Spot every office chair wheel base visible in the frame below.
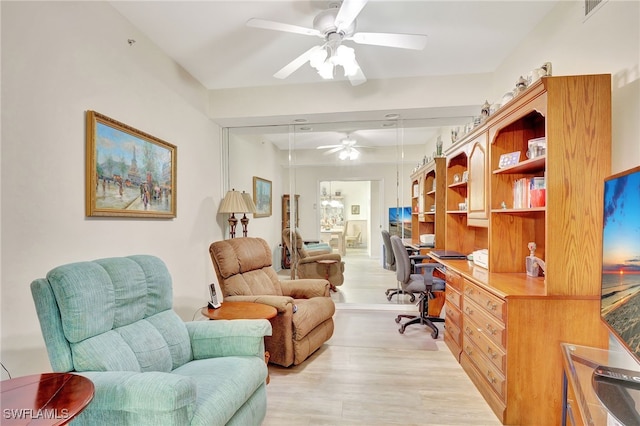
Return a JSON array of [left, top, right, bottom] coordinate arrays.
[[398, 325, 406, 334], [395, 317, 401, 324], [387, 294, 393, 301], [430, 328, 438, 339], [409, 294, 416, 303]]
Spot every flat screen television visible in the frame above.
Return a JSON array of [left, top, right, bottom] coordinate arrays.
[[389, 206, 412, 238], [601, 165, 640, 362], [597, 165, 640, 424]]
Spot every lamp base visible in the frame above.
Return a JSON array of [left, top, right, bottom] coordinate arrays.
[[241, 214, 249, 237], [228, 214, 238, 239]]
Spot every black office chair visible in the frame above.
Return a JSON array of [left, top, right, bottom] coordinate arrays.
[[389, 235, 445, 338]]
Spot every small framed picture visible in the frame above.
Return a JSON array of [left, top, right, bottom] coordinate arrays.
[[351, 205, 360, 215], [499, 151, 521, 168]]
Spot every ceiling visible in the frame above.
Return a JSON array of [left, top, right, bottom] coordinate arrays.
[[110, 1, 558, 153]]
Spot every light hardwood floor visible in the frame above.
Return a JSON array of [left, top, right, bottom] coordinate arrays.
[[267, 248, 500, 425]]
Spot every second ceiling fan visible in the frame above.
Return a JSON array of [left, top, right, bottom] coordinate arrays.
[[247, 0, 428, 86], [317, 134, 371, 160]]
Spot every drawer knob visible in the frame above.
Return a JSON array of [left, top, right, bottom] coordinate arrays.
[[486, 324, 497, 335], [488, 371, 497, 384], [486, 301, 497, 311], [464, 326, 473, 335], [465, 307, 474, 315], [487, 347, 498, 359]]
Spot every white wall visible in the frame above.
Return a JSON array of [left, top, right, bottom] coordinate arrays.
[[492, 0, 640, 173], [1, 2, 222, 377]]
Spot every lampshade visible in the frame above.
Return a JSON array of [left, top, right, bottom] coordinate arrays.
[[218, 189, 249, 214], [241, 191, 257, 213]]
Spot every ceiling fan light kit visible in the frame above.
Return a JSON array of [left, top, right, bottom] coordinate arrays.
[[246, 0, 427, 86]]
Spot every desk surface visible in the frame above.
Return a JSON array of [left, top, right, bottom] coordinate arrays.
[[201, 301, 277, 320], [1, 373, 94, 425]]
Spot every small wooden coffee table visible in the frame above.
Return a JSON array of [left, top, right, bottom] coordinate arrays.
[[1, 373, 94, 425], [201, 301, 277, 321]]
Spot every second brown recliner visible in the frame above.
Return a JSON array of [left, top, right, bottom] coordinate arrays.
[[282, 228, 345, 291], [209, 237, 335, 367]]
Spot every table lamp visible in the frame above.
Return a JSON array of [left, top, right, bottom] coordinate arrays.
[[241, 191, 257, 237], [218, 189, 248, 238]]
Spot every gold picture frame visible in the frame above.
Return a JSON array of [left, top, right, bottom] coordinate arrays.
[[252, 176, 272, 218], [86, 110, 177, 218]]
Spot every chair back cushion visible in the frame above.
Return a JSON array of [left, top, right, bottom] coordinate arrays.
[[209, 238, 282, 297], [381, 230, 395, 269], [31, 255, 192, 373], [282, 228, 309, 259], [390, 236, 411, 283]]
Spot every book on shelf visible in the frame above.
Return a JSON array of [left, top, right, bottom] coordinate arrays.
[[513, 177, 546, 208]]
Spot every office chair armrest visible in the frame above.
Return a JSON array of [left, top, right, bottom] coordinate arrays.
[[409, 254, 433, 262], [413, 262, 439, 273]]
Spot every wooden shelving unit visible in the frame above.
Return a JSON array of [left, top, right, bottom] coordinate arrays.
[[439, 75, 612, 425], [281, 194, 299, 269], [410, 157, 446, 248]]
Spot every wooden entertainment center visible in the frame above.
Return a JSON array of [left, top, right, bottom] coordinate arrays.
[[412, 75, 612, 425]]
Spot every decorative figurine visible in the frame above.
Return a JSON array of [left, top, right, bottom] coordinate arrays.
[[515, 76, 528, 94], [436, 136, 443, 156], [481, 100, 491, 121]]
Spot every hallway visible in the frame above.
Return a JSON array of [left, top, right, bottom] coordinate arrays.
[[268, 250, 500, 425]]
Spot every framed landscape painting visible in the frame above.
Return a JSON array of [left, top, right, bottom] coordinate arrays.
[[86, 110, 177, 218], [253, 176, 272, 218]]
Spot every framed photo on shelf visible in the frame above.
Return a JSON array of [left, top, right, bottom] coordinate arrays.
[[253, 176, 272, 217], [85, 110, 177, 218], [351, 205, 360, 215], [498, 151, 521, 168]]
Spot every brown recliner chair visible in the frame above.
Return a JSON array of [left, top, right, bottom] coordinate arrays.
[[282, 228, 345, 290], [209, 237, 335, 367]]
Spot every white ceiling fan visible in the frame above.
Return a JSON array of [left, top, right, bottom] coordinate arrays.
[[316, 134, 371, 160], [246, 0, 428, 86]]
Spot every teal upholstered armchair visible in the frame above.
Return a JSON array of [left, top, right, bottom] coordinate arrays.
[[30, 255, 271, 425]]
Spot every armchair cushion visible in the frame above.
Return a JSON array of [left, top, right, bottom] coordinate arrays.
[[31, 255, 271, 425]]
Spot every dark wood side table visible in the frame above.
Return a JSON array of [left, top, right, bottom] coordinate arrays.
[[316, 259, 338, 292], [1, 373, 94, 425], [200, 301, 277, 321], [201, 301, 278, 382]]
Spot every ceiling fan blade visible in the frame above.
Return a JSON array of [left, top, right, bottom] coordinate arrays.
[[350, 32, 428, 50], [335, 0, 368, 33], [348, 61, 367, 86], [323, 147, 344, 155], [316, 144, 341, 150], [274, 45, 323, 79], [246, 18, 321, 37]]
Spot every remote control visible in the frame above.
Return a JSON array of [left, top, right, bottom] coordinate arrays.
[[594, 365, 640, 385]]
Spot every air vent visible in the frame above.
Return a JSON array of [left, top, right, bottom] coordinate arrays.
[[584, 0, 607, 20]]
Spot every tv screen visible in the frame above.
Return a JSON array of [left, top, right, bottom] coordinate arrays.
[[601, 165, 640, 362]]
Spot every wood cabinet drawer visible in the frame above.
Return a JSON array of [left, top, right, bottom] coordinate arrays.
[[464, 314, 506, 373], [463, 279, 505, 322], [445, 315, 462, 349], [463, 338, 506, 400], [461, 354, 507, 423], [445, 301, 462, 327], [445, 285, 462, 309], [463, 298, 506, 348], [446, 270, 463, 292]]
